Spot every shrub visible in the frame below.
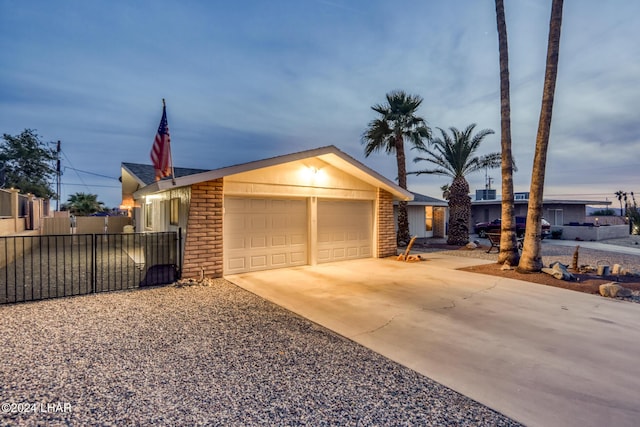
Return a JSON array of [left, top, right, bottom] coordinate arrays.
[[591, 208, 615, 216]]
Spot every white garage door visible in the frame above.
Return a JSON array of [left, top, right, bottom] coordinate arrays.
[[317, 200, 372, 263], [224, 197, 307, 274]]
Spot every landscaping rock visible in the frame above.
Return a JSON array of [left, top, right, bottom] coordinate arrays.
[[599, 283, 633, 298], [466, 242, 478, 250], [542, 262, 575, 281]]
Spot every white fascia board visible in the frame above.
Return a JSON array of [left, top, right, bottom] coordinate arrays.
[[132, 145, 413, 201]]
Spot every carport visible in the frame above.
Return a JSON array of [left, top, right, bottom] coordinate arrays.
[[227, 256, 640, 427]]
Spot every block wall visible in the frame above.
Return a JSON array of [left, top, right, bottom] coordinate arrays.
[[182, 178, 224, 279], [377, 189, 397, 257]]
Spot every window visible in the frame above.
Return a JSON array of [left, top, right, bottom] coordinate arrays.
[[145, 203, 153, 229], [170, 198, 179, 226], [425, 206, 433, 232], [548, 209, 563, 226]]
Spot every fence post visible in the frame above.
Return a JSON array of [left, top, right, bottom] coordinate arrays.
[[178, 227, 182, 279], [10, 188, 19, 233], [92, 234, 97, 293]]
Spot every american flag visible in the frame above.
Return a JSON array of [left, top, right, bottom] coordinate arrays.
[[150, 99, 172, 181]]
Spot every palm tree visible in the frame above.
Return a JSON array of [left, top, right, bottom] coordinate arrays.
[[64, 192, 105, 216], [518, 0, 564, 273], [494, 0, 520, 266], [412, 124, 497, 245], [362, 90, 431, 245], [615, 190, 626, 216]]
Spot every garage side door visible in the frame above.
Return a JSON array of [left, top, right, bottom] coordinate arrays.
[[224, 198, 307, 274], [317, 200, 372, 263]]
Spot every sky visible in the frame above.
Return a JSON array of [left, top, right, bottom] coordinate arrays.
[[1, 0, 638, 209]]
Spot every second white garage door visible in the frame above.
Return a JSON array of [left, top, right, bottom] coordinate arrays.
[[317, 200, 373, 263], [224, 197, 307, 274]]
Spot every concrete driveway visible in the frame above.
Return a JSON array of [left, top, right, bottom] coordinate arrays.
[[227, 255, 640, 427]]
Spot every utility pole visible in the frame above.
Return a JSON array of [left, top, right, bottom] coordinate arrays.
[[56, 140, 61, 211]]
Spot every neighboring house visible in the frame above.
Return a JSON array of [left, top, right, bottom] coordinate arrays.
[[471, 192, 612, 228], [120, 145, 412, 279], [394, 192, 448, 238]]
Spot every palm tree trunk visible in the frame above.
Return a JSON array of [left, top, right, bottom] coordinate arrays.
[[395, 133, 411, 244], [518, 0, 564, 273], [447, 176, 471, 245], [495, 0, 520, 265]]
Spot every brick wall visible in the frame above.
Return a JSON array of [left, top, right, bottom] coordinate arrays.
[[182, 178, 223, 279], [377, 189, 397, 257]]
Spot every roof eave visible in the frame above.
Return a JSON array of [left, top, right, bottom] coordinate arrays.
[[132, 145, 413, 201]]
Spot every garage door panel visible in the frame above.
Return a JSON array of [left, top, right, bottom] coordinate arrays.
[[291, 234, 306, 245], [271, 235, 287, 247], [227, 237, 246, 250], [271, 253, 287, 266], [228, 257, 246, 270], [250, 199, 267, 210], [290, 251, 306, 263], [250, 255, 267, 268], [250, 235, 267, 249], [225, 198, 308, 274]]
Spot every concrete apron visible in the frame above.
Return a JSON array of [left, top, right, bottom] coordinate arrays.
[[227, 255, 640, 427]]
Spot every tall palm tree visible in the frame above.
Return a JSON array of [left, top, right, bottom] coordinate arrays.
[[615, 190, 626, 216], [65, 192, 105, 216], [494, 0, 520, 266], [412, 124, 497, 245], [518, 0, 564, 273], [362, 90, 431, 244]]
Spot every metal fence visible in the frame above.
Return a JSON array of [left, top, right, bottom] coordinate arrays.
[[0, 231, 181, 304]]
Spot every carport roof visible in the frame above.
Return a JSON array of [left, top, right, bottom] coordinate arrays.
[[126, 145, 413, 201]]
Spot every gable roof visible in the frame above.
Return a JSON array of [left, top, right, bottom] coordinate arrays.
[[126, 145, 413, 201], [122, 163, 211, 187]]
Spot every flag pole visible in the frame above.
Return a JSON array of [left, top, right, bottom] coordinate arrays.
[[163, 98, 177, 185]]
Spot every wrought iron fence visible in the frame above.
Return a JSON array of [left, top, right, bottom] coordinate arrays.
[[1, 231, 181, 304]]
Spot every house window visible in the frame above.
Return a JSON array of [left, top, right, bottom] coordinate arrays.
[[425, 206, 433, 232], [549, 209, 563, 226], [145, 203, 153, 229], [170, 198, 179, 226]]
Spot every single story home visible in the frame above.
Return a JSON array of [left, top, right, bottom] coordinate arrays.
[[395, 192, 448, 239], [471, 195, 612, 227], [120, 145, 412, 279]]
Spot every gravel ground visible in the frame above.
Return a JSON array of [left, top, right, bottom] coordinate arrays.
[[0, 280, 521, 426], [413, 235, 640, 271]]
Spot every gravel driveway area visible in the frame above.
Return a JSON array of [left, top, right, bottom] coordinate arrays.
[[0, 280, 520, 426]]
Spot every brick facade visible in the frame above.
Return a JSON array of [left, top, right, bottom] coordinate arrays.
[[182, 179, 224, 279], [377, 188, 397, 258]]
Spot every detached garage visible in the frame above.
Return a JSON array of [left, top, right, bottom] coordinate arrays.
[[122, 145, 412, 279]]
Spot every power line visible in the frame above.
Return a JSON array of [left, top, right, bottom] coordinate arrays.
[[60, 149, 90, 192], [61, 182, 121, 188], [63, 166, 118, 180]]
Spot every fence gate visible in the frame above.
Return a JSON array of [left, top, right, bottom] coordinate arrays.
[[0, 231, 181, 305]]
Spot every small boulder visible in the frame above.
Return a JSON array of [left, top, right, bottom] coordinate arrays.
[[599, 283, 633, 298], [466, 242, 478, 250], [542, 262, 575, 281]]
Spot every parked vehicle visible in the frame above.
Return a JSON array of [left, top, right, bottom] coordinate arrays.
[[474, 216, 550, 238]]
